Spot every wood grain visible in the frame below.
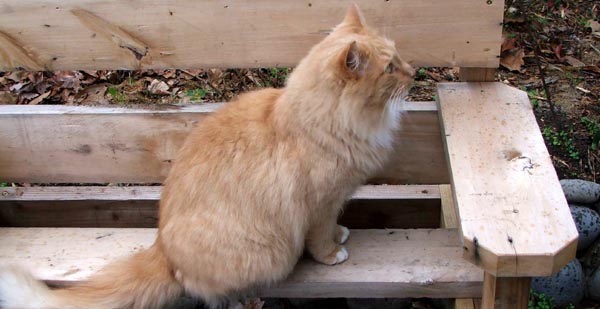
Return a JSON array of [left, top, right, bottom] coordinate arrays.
[[459, 68, 496, 82], [0, 185, 442, 229], [481, 273, 530, 309], [0, 103, 448, 184], [437, 82, 578, 276], [0, 185, 441, 201], [440, 184, 458, 229], [0, 228, 483, 298], [455, 298, 476, 309], [0, 0, 503, 71]]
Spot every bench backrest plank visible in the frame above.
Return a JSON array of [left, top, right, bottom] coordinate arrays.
[[0, 103, 448, 184], [0, 0, 503, 71]]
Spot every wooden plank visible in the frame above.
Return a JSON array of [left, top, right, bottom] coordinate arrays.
[[0, 228, 483, 298], [0, 0, 503, 71], [481, 273, 530, 309], [455, 298, 475, 309], [0, 185, 440, 201], [0, 186, 442, 229], [440, 184, 458, 229], [442, 185, 479, 309], [0, 103, 448, 184], [437, 82, 578, 276], [459, 68, 496, 82]]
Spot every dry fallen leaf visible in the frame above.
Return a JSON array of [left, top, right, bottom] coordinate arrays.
[[29, 91, 51, 105], [0, 91, 18, 104], [564, 56, 585, 68], [500, 48, 525, 71], [588, 20, 600, 32], [148, 79, 170, 95], [501, 33, 518, 52], [582, 65, 600, 74]]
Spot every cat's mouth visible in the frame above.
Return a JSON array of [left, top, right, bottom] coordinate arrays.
[[386, 83, 411, 107]]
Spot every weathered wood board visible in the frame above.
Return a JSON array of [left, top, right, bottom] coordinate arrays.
[[437, 82, 578, 276], [0, 228, 483, 298], [0, 185, 442, 229], [0, 103, 449, 184], [0, 0, 503, 71]]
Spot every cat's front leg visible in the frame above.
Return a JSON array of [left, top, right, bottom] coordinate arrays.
[[305, 210, 349, 265], [334, 225, 350, 244]]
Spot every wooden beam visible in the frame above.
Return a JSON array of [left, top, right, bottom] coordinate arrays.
[[0, 185, 442, 229], [459, 68, 496, 82], [440, 184, 458, 229], [0, 0, 503, 71], [0, 228, 483, 298], [0, 185, 440, 201], [481, 273, 530, 309], [0, 103, 448, 185], [455, 298, 475, 309], [441, 185, 479, 309], [437, 83, 578, 276]]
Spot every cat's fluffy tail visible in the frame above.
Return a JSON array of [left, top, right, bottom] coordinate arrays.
[[0, 244, 183, 309]]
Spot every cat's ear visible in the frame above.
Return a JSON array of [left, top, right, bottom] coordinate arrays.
[[339, 4, 366, 30], [341, 41, 368, 79]]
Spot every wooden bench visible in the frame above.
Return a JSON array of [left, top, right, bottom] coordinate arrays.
[[0, 1, 578, 308]]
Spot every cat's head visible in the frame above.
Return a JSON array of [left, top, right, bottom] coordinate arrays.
[[286, 4, 415, 130], [327, 4, 415, 103]]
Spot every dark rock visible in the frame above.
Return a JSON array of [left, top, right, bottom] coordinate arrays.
[[589, 267, 600, 301], [570, 205, 600, 250], [561, 179, 600, 204], [532, 259, 585, 307], [583, 239, 600, 276]]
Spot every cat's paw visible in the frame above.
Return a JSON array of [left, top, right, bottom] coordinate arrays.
[[315, 246, 348, 265], [335, 225, 350, 244]]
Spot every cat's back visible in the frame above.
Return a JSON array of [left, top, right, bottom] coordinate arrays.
[[179, 88, 284, 158]]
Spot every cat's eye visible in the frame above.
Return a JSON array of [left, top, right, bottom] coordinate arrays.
[[384, 62, 395, 74]]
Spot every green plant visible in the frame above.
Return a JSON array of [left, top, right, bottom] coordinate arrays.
[[543, 127, 579, 160], [185, 88, 206, 102], [581, 117, 600, 150], [528, 290, 575, 309], [108, 87, 126, 103], [527, 89, 545, 109], [564, 71, 583, 86], [416, 67, 427, 79], [0, 182, 8, 187]]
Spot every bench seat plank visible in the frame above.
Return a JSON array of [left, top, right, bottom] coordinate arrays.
[[437, 82, 578, 276], [0, 228, 483, 298]]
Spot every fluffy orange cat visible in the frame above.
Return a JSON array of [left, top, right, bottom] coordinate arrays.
[[0, 5, 414, 308]]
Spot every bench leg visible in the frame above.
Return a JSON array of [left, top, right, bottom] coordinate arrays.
[[454, 298, 475, 309], [481, 272, 530, 309]]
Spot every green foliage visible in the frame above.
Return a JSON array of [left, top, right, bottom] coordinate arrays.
[[527, 89, 545, 109], [564, 72, 583, 86], [416, 67, 427, 80], [185, 88, 207, 102], [0, 182, 8, 187], [528, 290, 574, 309], [543, 127, 580, 160], [108, 87, 126, 103], [581, 117, 600, 150], [269, 68, 288, 79], [528, 290, 555, 309]]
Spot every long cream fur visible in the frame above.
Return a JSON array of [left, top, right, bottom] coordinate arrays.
[[0, 5, 414, 308]]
